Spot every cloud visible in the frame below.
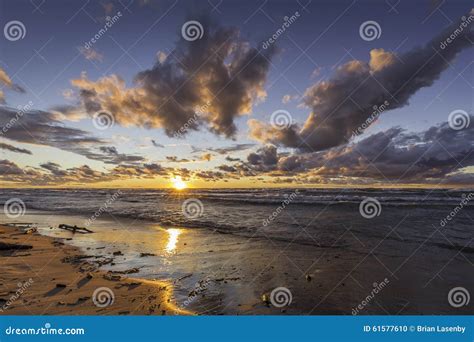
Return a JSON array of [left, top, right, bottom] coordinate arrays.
[[166, 156, 190, 163], [247, 145, 278, 169], [0, 68, 25, 103], [0, 142, 32, 154], [225, 155, 241, 162], [201, 153, 212, 161], [193, 170, 226, 181], [193, 143, 255, 154], [0, 159, 32, 175], [79, 47, 104, 62], [249, 12, 474, 152], [0, 106, 144, 165], [70, 17, 276, 138], [156, 50, 168, 64], [281, 94, 298, 104], [0, 158, 173, 185], [151, 139, 164, 148], [248, 118, 301, 147], [242, 117, 474, 184]]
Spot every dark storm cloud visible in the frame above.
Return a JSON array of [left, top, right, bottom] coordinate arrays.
[[0, 142, 32, 155], [71, 17, 276, 138], [0, 159, 30, 175], [247, 145, 278, 168], [0, 106, 145, 165], [217, 164, 237, 172], [250, 10, 474, 152], [243, 118, 474, 184], [40, 162, 68, 176], [306, 121, 474, 181]]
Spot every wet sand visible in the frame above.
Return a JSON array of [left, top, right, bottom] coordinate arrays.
[[0, 224, 190, 315], [1, 207, 472, 316]]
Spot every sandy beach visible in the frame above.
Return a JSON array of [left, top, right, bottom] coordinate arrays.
[[0, 186, 473, 316], [0, 224, 190, 315]]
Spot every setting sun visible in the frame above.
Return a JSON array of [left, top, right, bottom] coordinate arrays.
[[171, 176, 187, 190]]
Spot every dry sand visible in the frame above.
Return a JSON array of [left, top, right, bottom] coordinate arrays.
[[0, 224, 190, 315]]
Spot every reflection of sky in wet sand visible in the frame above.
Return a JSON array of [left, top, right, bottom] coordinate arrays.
[[165, 228, 181, 254]]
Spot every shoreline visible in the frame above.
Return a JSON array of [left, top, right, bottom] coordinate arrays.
[[0, 224, 191, 315]]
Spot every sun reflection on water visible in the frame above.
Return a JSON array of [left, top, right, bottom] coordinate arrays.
[[165, 228, 181, 253]]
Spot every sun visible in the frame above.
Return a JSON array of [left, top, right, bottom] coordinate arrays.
[[171, 176, 187, 190]]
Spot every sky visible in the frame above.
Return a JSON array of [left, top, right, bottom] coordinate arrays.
[[0, 0, 473, 188]]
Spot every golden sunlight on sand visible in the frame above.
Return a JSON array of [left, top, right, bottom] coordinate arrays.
[[165, 228, 181, 253]]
